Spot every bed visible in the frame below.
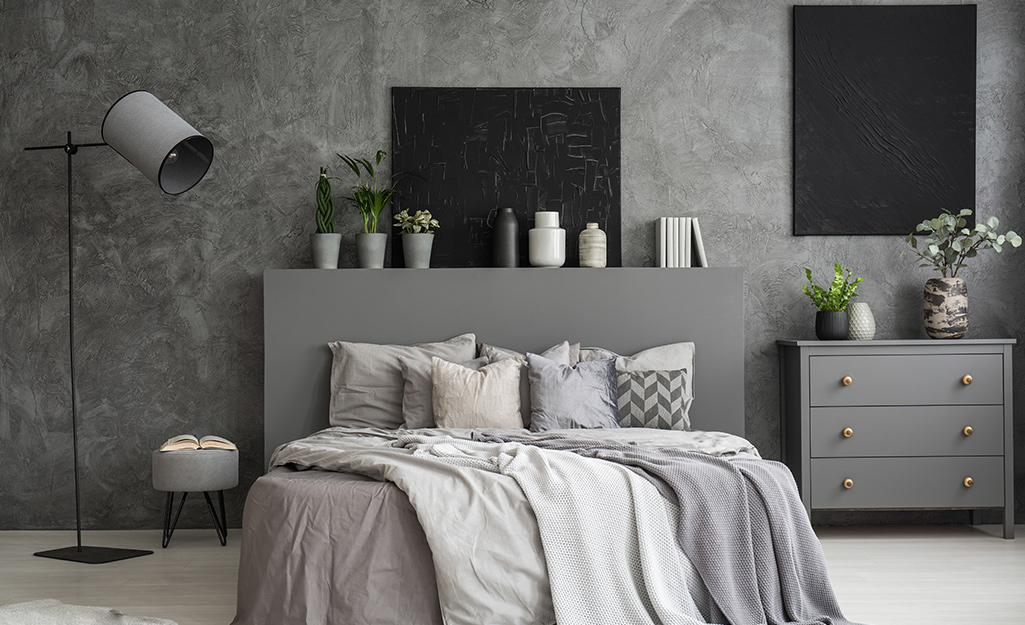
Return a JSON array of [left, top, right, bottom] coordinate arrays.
[[234, 268, 859, 625]]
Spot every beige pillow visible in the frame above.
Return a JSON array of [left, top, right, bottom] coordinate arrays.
[[328, 333, 476, 429], [432, 357, 522, 429]]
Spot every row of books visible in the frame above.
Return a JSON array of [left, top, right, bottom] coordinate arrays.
[[656, 217, 708, 268], [159, 434, 237, 452]]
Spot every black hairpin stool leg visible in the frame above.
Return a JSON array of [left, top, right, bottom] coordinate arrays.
[[203, 490, 228, 546], [162, 492, 189, 548]]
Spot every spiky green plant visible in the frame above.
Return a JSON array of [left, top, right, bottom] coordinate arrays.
[[315, 167, 335, 234], [802, 263, 862, 312], [337, 150, 423, 233]]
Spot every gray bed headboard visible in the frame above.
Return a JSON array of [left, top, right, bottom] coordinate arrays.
[[264, 267, 744, 466]]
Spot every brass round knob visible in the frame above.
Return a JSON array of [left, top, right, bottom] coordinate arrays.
[[963, 426, 973, 437], [962, 374, 973, 385], [843, 478, 854, 489], [963, 477, 974, 488], [842, 376, 853, 386], [842, 427, 854, 438]]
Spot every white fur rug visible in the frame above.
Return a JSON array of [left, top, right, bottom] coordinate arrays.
[[0, 600, 178, 625]]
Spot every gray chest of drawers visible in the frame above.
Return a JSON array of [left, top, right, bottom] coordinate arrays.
[[777, 339, 1015, 539]]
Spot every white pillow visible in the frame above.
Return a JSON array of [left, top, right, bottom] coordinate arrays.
[[480, 341, 572, 427], [432, 357, 522, 429]]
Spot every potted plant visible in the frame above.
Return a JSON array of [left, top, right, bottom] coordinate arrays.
[[337, 150, 421, 268], [311, 167, 342, 269], [903, 208, 1021, 339], [394, 208, 440, 268], [802, 263, 863, 340]]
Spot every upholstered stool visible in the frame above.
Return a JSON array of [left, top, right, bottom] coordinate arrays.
[[152, 450, 238, 548]]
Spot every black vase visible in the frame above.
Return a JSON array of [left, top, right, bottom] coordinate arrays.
[[492, 207, 519, 267], [815, 310, 849, 340]]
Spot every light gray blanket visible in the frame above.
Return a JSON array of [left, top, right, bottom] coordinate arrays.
[[267, 427, 760, 625], [474, 432, 863, 625]]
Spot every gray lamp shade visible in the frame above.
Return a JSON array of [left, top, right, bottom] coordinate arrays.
[[101, 90, 214, 195]]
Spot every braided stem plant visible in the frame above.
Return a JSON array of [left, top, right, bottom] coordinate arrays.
[[315, 167, 335, 234]]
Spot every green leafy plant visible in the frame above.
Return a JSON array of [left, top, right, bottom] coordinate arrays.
[[315, 167, 335, 234], [802, 263, 863, 312], [337, 150, 422, 234], [394, 209, 440, 234], [903, 208, 1021, 278]]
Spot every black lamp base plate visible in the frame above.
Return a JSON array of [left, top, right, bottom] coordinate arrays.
[[34, 545, 153, 564]]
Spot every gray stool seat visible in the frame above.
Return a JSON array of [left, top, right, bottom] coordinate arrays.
[[152, 450, 238, 492], [152, 449, 238, 548]]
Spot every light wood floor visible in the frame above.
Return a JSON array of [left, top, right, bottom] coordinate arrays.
[[0, 524, 1022, 624]]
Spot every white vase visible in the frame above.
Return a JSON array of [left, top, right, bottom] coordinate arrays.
[[847, 302, 876, 340], [528, 211, 565, 268]]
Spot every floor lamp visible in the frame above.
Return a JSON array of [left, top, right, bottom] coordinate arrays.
[[26, 91, 214, 564]]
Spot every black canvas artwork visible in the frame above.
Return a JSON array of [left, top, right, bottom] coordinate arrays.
[[793, 5, 976, 236], [391, 87, 621, 267]]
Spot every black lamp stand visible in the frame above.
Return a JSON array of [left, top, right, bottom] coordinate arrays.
[[26, 132, 153, 564]]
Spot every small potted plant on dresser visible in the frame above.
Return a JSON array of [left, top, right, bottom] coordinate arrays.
[[311, 167, 341, 269], [802, 263, 862, 340], [338, 150, 422, 269], [394, 209, 440, 268], [903, 208, 1021, 339]]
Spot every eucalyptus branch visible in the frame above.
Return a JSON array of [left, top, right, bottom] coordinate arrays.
[[903, 208, 1021, 278]]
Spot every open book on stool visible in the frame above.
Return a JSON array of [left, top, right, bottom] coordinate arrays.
[[159, 434, 237, 452]]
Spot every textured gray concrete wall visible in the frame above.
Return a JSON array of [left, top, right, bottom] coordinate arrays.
[[1, 0, 1023, 530]]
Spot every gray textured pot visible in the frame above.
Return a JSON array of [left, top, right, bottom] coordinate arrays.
[[402, 233, 434, 268], [815, 310, 849, 340], [310, 233, 341, 269], [924, 277, 968, 339], [356, 232, 387, 269]]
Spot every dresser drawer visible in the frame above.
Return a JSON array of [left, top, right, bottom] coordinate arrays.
[[811, 406, 1004, 458], [809, 354, 1003, 406], [810, 457, 1004, 509]]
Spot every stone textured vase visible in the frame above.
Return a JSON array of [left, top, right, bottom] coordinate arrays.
[[578, 222, 607, 267], [528, 211, 565, 268], [310, 233, 341, 269], [356, 232, 387, 269], [815, 310, 849, 341], [402, 233, 434, 268], [491, 207, 519, 267], [924, 277, 968, 339], [847, 302, 876, 340]]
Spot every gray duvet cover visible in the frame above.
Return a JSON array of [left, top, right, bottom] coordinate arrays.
[[233, 427, 761, 625]]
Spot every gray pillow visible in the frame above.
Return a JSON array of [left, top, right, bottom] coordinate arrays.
[[399, 356, 489, 429], [328, 333, 476, 429], [432, 357, 522, 429], [527, 354, 619, 432], [480, 341, 573, 427], [617, 369, 691, 430], [580, 341, 695, 426]]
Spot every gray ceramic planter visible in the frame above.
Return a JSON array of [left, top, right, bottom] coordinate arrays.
[[402, 233, 434, 268], [310, 233, 341, 269], [356, 233, 387, 269]]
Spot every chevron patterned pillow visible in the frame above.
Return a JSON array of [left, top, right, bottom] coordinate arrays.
[[616, 369, 692, 430]]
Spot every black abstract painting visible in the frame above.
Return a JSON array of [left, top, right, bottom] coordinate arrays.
[[793, 5, 976, 236], [391, 87, 621, 267]]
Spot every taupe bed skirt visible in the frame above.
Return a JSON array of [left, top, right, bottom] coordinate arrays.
[[232, 467, 443, 625]]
